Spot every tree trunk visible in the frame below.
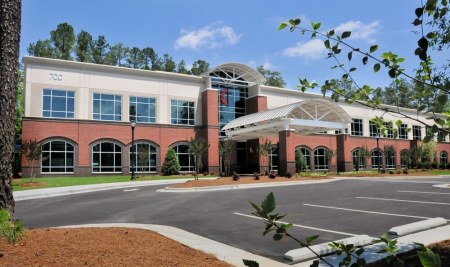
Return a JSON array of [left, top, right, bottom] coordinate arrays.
[[0, 0, 21, 214]]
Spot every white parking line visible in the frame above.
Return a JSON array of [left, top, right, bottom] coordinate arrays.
[[233, 212, 357, 237], [356, 197, 450, 206], [398, 190, 450, 195], [123, 188, 140, 192], [303, 204, 450, 221]]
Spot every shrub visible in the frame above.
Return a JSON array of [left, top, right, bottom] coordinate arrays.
[[285, 172, 292, 178], [0, 209, 25, 245], [388, 170, 395, 174], [161, 148, 180, 175], [254, 172, 260, 180], [380, 169, 386, 174], [423, 161, 431, 170], [232, 171, 240, 181], [396, 170, 401, 174], [203, 171, 208, 176], [403, 169, 409, 174], [431, 161, 438, 169], [269, 171, 276, 179], [417, 161, 423, 169]]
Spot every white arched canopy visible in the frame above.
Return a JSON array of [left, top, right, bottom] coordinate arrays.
[[205, 63, 267, 86], [222, 99, 352, 140]]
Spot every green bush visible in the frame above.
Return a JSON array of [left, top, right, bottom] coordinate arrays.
[[431, 161, 438, 169], [0, 209, 25, 244], [161, 148, 180, 175], [423, 161, 432, 170]]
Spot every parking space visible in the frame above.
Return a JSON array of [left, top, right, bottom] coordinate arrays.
[[230, 177, 450, 261], [15, 176, 450, 263]]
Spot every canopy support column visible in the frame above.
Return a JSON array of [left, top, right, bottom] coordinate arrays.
[[279, 130, 296, 176]]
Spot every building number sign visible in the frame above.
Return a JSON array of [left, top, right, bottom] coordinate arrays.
[[49, 73, 63, 81]]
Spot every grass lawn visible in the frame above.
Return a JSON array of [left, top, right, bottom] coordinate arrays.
[[13, 174, 214, 191]]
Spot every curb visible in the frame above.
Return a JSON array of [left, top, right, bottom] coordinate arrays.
[[159, 178, 340, 192], [57, 223, 288, 267]]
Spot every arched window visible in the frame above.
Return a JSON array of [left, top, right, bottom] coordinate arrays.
[[269, 145, 279, 172], [130, 142, 157, 173], [172, 144, 193, 172], [371, 150, 382, 169], [314, 148, 329, 171], [41, 140, 75, 173], [352, 148, 366, 171], [92, 142, 122, 173], [295, 147, 311, 171], [440, 151, 448, 165]]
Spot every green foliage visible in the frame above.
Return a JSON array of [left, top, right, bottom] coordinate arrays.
[[75, 30, 93, 62], [50, 22, 75, 60], [256, 65, 286, 87], [187, 137, 210, 180], [22, 139, 43, 181], [161, 148, 180, 175], [279, 0, 450, 138], [219, 140, 234, 176], [16, 71, 23, 138], [0, 209, 25, 245], [257, 139, 274, 173], [295, 149, 308, 172], [421, 141, 437, 162], [415, 243, 442, 267]]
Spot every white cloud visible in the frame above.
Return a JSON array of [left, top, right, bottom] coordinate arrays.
[[282, 39, 327, 59], [174, 24, 241, 50], [334, 20, 380, 42]]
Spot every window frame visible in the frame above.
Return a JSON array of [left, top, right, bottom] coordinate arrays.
[[129, 96, 157, 123], [170, 99, 195, 126], [351, 118, 364, 136], [42, 88, 75, 119], [92, 141, 122, 173], [41, 140, 75, 173], [93, 93, 122, 122]]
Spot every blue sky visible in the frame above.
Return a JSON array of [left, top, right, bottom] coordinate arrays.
[[21, 0, 447, 91]]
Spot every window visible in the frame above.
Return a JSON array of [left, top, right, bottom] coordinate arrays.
[[172, 144, 193, 172], [440, 151, 448, 165], [41, 140, 74, 173], [314, 148, 329, 170], [369, 121, 379, 137], [130, 97, 156, 123], [93, 93, 122, 121], [43, 89, 75, 118], [413, 125, 422, 140], [371, 150, 382, 169], [352, 148, 366, 170], [383, 122, 394, 139], [398, 124, 408, 139], [269, 145, 279, 172], [295, 147, 311, 171], [216, 85, 248, 137], [92, 142, 122, 173], [171, 100, 195, 125], [438, 130, 447, 142], [351, 119, 363, 136], [130, 142, 157, 173]]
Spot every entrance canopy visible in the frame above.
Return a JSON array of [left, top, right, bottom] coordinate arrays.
[[222, 99, 352, 140]]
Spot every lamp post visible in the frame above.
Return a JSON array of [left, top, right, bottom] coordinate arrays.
[[375, 133, 381, 173], [130, 120, 136, 180]]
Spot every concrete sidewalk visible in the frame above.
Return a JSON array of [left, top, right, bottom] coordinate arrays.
[[13, 178, 198, 201]]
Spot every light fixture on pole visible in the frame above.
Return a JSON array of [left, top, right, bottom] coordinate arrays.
[[130, 120, 136, 180], [375, 133, 381, 173]]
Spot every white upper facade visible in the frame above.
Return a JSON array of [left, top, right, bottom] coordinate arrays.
[[23, 56, 438, 141]]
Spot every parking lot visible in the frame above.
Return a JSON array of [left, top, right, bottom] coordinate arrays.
[[15, 176, 450, 263]]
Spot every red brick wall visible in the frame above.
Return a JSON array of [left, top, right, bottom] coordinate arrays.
[[22, 118, 197, 175]]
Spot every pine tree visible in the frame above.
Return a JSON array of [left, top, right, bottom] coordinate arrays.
[[161, 148, 180, 175]]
